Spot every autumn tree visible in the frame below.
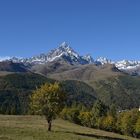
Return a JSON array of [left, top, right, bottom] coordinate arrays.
[[118, 109, 139, 136], [101, 115, 116, 131], [30, 83, 65, 131], [78, 111, 92, 127]]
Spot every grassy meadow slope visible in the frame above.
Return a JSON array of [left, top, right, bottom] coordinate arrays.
[[0, 115, 138, 140], [47, 64, 124, 82]]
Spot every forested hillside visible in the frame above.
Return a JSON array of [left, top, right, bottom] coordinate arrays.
[[0, 73, 97, 114], [92, 75, 140, 109]]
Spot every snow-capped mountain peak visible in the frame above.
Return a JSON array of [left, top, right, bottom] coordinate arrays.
[[57, 42, 79, 58], [82, 54, 94, 63], [0, 56, 23, 63], [0, 57, 11, 62], [44, 42, 80, 63], [17, 42, 92, 65], [59, 42, 71, 50], [115, 60, 140, 70], [0, 42, 94, 65], [96, 57, 112, 65]]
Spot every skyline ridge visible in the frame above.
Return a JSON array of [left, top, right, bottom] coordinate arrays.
[[0, 41, 140, 62]]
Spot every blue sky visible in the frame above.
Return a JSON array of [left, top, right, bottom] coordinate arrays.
[[0, 0, 140, 60]]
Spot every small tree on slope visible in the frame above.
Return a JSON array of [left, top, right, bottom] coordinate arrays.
[[30, 83, 65, 131]]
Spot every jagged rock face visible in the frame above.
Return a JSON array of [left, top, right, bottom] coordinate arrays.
[[0, 42, 94, 65]]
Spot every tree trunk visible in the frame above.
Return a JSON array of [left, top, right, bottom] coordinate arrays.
[[48, 120, 52, 131]]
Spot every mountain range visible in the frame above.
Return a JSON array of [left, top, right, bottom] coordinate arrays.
[[0, 42, 140, 75], [0, 42, 140, 112]]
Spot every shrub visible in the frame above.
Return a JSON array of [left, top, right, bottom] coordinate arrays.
[[78, 112, 92, 127]]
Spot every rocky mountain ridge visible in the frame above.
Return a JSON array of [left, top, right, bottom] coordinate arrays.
[[1, 42, 140, 75]]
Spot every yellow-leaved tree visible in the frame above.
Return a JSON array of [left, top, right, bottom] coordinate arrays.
[[30, 83, 65, 131]]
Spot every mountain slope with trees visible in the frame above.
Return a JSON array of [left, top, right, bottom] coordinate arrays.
[[43, 64, 140, 109], [0, 73, 97, 115]]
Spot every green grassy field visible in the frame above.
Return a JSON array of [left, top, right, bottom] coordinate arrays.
[[0, 115, 138, 140]]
